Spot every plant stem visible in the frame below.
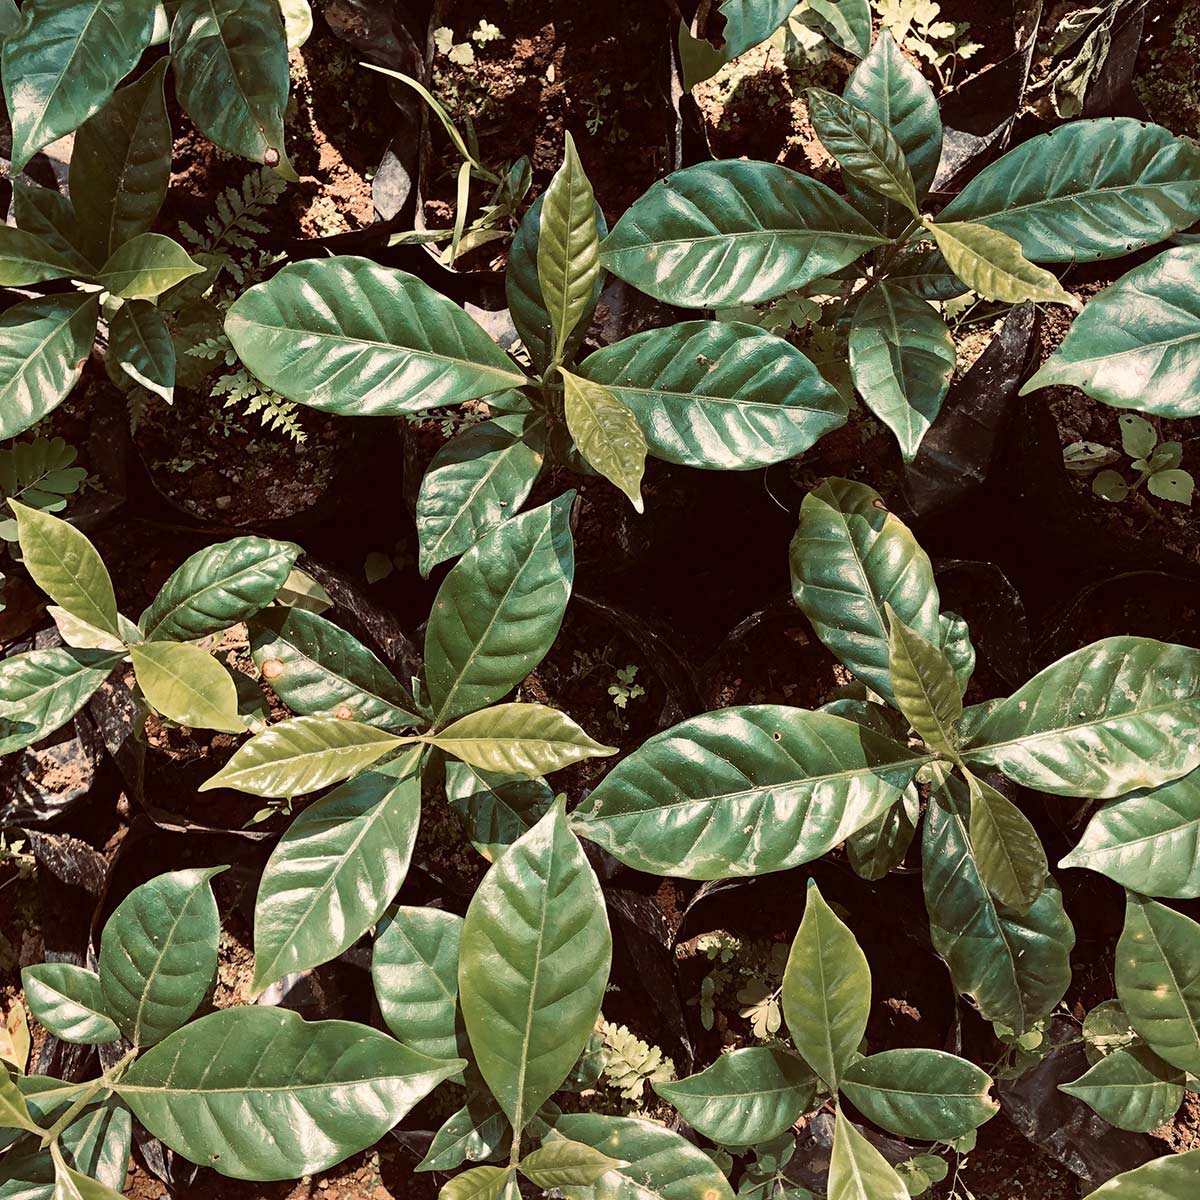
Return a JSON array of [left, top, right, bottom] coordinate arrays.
[[38, 1047, 139, 1149]]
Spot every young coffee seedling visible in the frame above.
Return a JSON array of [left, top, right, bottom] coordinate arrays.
[[0, 503, 299, 752], [1067, 414, 1194, 507], [201, 495, 616, 994]]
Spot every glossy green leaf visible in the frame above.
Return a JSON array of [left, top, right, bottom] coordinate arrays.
[[416, 414, 546, 576], [141, 535, 299, 642], [789, 477, 941, 705], [1060, 1044, 1185, 1132], [441, 1166, 516, 1200], [928, 220, 1078, 307], [1116, 894, 1200, 1075], [840, 1049, 998, 1140], [373, 906, 466, 1065], [520, 1141, 626, 1189], [2, 0, 157, 173], [807, 0, 871, 57], [599, 161, 885, 307], [252, 752, 421, 992], [445, 759, 554, 862], [0, 295, 98, 441], [966, 772, 1048, 912], [0, 226, 78, 286], [962, 636, 1200, 798], [459, 803, 611, 1131], [941, 610, 976, 693], [806, 88, 918, 215], [225, 256, 525, 416], [117, 1007, 461, 1180], [1060, 769, 1200, 898], [1021, 247, 1200, 416], [129, 641, 243, 733], [96, 233, 203, 300], [425, 495, 574, 726], [828, 1108, 907, 1200], [11, 180, 94, 275], [715, 0, 795, 58], [886, 603, 960, 752], [577, 320, 847, 469], [98, 867, 223, 1047], [108, 299, 175, 402], [47, 607, 125, 653], [939, 119, 1200, 262], [71, 59, 171, 262], [0, 1071, 40, 1136], [844, 31, 941, 219], [417, 1095, 508, 1172], [654, 1047, 815, 1146], [199, 715, 401, 797], [574, 706, 926, 879], [0, 647, 122, 756], [20, 964, 119, 1045], [506, 194, 606, 374], [11, 501, 119, 636], [782, 880, 869, 1088], [923, 786, 1073, 1032], [561, 369, 646, 511], [539, 132, 601, 361], [250, 607, 417, 729], [849, 283, 955, 462], [170, 0, 289, 165], [845, 788, 919, 880], [425, 702, 615, 776], [1083, 1149, 1200, 1199], [884, 245, 967, 299]]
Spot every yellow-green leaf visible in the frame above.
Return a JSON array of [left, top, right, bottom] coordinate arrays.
[[97, 233, 204, 300], [130, 642, 243, 733], [886, 602, 961, 754], [561, 369, 646, 511], [966, 771, 1048, 912]]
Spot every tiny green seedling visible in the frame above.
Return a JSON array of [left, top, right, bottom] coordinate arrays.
[[1067, 414, 1194, 507]]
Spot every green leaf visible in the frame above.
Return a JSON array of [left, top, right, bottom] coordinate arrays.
[[424, 702, 615, 776], [445, 759, 554, 862], [828, 1108, 907, 1200], [538, 132, 601, 361], [840, 1049, 998, 1141], [789, 477, 941, 706], [12, 180, 95, 275], [51, 1148, 125, 1200], [577, 320, 848, 469], [1060, 769, 1200, 899], [425, 495, 574, 726], [0, 1071, 40, 1136], [846, 788, 919, 881], [1021, 247, 1200, 416], [417, 1095, 508, 1172], [574, 706, 926, 879], [1060, 1044, 1185, 1133], [965, 771, 1048, 912], [0, 647, 122, 755], [0, 226, 78, 286], [561, 369, 646, 512], [506, 194, 606, 375], [11, 501, 119, 636], [108, 299, 175, 403], [928, 220, 1078, 307], [98, 867, 224, 1047], [782, 880, 869, 1089], [250, 607, 418, 729], [0, 293, 98, 440], [962, 636, 1200, 798], [599, 161, 885, 307], [923, 785, 1073, 1033], [714, 0, 795, 58], [373, 906, 466, 1065], [252, 752, 421, 992], [520, 1141, 627, 1189], [416, 413, 546, 577], [1116, 894, 1200, 1075], [546, 1111, 735, 1200], [199, 715, 401, 797], [129, 641, 243, 733], [886, 603, 961, 753], [225, 256, 526, 416], [141, 535, 299, 641], [940, 610, 976, 694], [938, 119, 1200, 262], [2, 0, 157, 173], [117, 1007, 461, 1180], [806, 89, 918, 215], [96, 233, 203, 300], [440, 1167, 514, 1200], [20, 964, 120, 1045], [459, 802, 611, 1131], [654, 1047, 816, 1146], [71, 59, 171, 263], [1082, 1149, 1200, 1199], [849, 283, 955, 462], [170, 0, 289, 165]]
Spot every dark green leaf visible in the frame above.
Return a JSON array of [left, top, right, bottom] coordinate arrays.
[[0, 226, 78, 286], [715, 0, 795, 58], [416, 1095, 508, 1173], [846, 788, 919, 880], [445, 759, 554, 862], [107, 300, 175, 403], [1082, 1149, 1200, 1198], [20, 964, 119, 1045], [11, 180, 94, 275], [1060, 1044, 1185, 1133]]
